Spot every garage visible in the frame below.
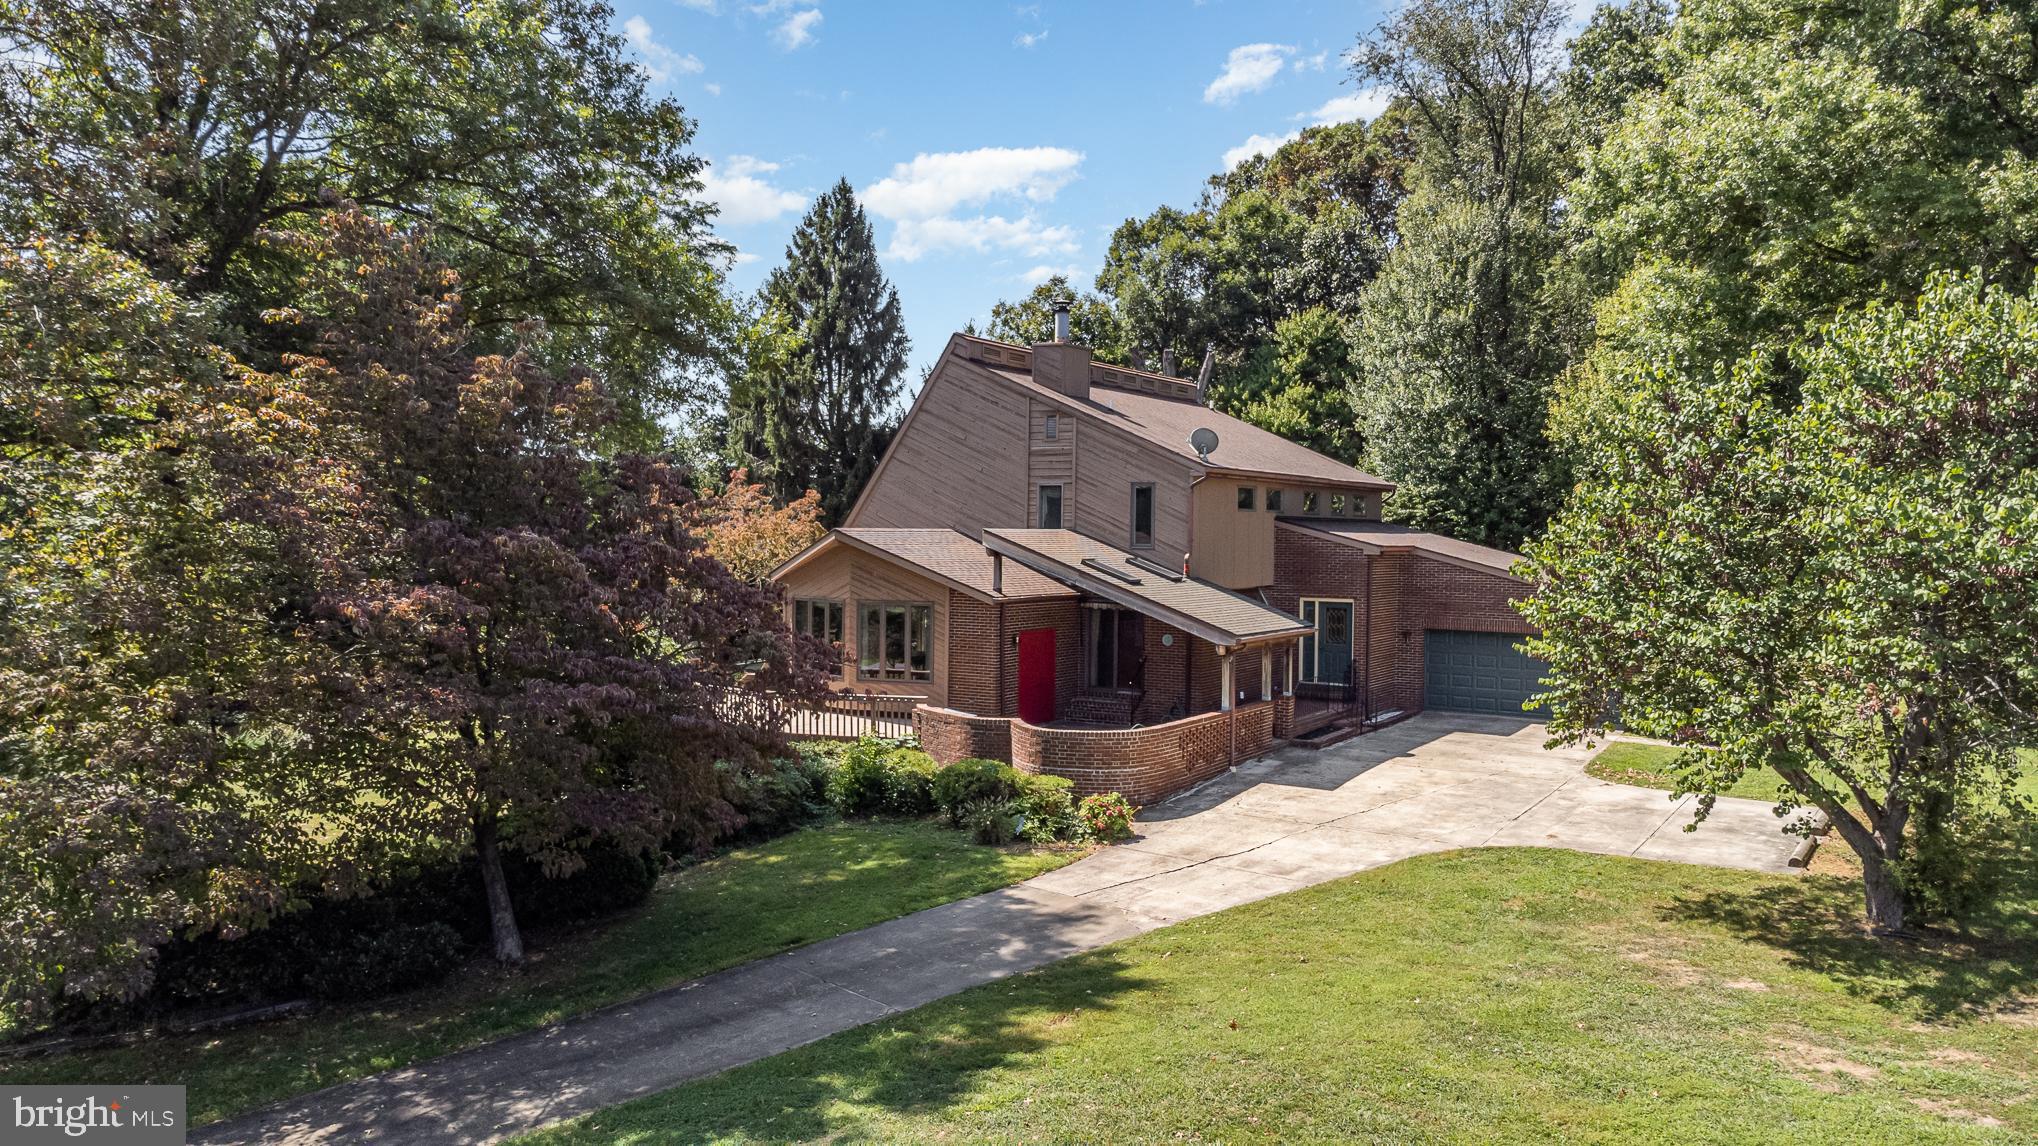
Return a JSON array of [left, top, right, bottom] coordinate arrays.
[[1423, 630, 1547, 716]]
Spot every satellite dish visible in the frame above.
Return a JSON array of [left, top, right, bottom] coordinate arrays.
[[1189, 427, 1219, 463]]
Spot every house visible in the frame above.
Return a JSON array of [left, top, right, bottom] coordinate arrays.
[[770, 317, 1542, 803]]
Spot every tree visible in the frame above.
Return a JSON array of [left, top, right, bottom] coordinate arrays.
[[1563, 0, 2038, 438], [1205, 308, 1363, 463], [982, 275, 1128, 361], [1521, 274, 2038, 934], [0, 0, 731, 437], [1346, 0, 1582, 547], [264, 209, 822, 963], [1095, 205, 1218, 372], [729, 180, 909, 522], [699, 469, 826, 584], [0, 239, 331, 1013]]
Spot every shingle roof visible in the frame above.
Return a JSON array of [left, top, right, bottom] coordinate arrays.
[[775, 528, 1074, 601], [983, 528, 1309, 646], [1280, 518, 1524, 579], [965, 339, 1393, 490]]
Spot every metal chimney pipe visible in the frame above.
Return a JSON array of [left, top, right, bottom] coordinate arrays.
[[1160, 347, 1176, 376], [1051, 298, 1072, 343]]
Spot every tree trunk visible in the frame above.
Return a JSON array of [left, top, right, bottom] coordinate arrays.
[[1859, 849, 1906, 936], [474, 810, 525, 965]]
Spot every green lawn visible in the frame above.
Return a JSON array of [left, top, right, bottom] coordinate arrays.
[[0, 821, 1080, 1127], [1584, 740, 1794, 801], [522, 846, 2038, 1143]]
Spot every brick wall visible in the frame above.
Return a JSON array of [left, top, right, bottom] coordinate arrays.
[[1008, 700, 1279, 805], [914, 705, 1013, 763], [945, 592, 1002, 716]]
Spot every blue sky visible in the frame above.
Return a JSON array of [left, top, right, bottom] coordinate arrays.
[[614, 0, 1397, 383]]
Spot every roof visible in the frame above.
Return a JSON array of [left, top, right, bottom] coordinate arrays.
[[957, 335, 1393, 490], [983, 528, 1310, 647], [773, 528, 1074, 602], [1279, 518, 1525, 580]]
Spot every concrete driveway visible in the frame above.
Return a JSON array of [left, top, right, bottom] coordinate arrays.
[[199, 712, 1816, 1145], [1026, 711, 1816, 925]]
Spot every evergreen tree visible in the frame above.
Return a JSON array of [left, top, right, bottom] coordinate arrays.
[[730, 180, 909, 522]]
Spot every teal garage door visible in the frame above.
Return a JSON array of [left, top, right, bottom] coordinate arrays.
[[1423, 630, 1547, 715]]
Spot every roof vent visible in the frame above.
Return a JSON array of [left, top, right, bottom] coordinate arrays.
[[1189, 426, 1219, 463]]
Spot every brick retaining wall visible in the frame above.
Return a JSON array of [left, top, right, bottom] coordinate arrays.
[[913, 705, 1013, 762]]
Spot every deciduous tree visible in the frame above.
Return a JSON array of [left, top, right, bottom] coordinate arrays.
[[1522, 274, 2038, 934], [699, 469, 826, 584]]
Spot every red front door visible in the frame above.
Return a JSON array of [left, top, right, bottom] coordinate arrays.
[[1017, 627, 1056, 724]]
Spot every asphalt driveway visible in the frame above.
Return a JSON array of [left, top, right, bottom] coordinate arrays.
[[200, 712, 1815, 1145], [1027, 711, 1816, 924]]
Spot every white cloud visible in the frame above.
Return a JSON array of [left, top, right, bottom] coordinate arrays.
[[1203, 43, 1293, 105], [1305, 89, 1391, 126], [1014, 28, 1048, 48], [699, 155, 807, 226], [863, 146, 1082, 219], [1297, 51, 1329, 72], [863, 147, 1084, 262], [887, 215, 1079, 262], [677, 0, 718, 10], [703, 81, 722, 96], [1222, 131, 1299, 169], [773, 8, 822, 49], [623, 16, 703, 85], [1019, 263, 1084, 287], [730, 250, 761, 266]]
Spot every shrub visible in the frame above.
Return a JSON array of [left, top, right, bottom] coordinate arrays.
[[932, 758, 1026, 824], [723, 747, 835, 840], [1016, 773, 1077, 843], [1077, 792, 1140, 842], [505, 839, 663, 930], [828, 737, 939, 817], [959, 798, 1023, 845], [301, 922, 466, 1001]]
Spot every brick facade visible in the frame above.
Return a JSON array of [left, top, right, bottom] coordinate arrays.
[[1272, 526, 1536, 719]]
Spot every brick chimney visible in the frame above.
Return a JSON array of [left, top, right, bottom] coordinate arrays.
[[1031, 297, 1091, 400]]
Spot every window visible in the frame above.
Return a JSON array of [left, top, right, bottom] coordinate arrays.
[[1237, 486, 1256, 511], [1043, 413, 1058, 440], [1265, 489, 1283, 513], [859, 603, 932, 681], [1331, 493, 1347, 516], [1037, 484, 1064, 529], [1086, 608, 1146, 689], [1130, 483, 1154, 548], [794, 599, 844, 675], [1301, 490, 1319, 514]]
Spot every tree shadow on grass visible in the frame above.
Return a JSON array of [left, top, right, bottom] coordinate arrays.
[[1663, 838, 2038, 1022], [575, 950, 1151, 1144]]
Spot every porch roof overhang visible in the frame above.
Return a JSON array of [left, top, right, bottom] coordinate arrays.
[[1275, 518, 1527, 581], [983, 528, 1310, 650]]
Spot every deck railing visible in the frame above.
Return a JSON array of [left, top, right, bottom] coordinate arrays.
[[711, 685, 924, 741]]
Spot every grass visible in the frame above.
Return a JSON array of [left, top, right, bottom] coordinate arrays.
[[0, 820, 1081, 1127], [521, 842, 2038, 1145], [1584, 740, 1793, 801]]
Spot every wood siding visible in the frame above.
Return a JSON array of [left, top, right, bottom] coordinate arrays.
[[848, 358, 1031, 539], [1027, 399, 1075, 527], [774, 544, 952, 707]]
